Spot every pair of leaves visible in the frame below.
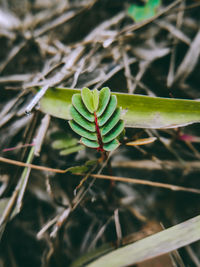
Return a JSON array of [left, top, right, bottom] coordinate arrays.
[[51, 132, 84, 156], [69, 87, 124, 152]]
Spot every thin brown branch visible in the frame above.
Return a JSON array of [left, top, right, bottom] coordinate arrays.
[[0, 156, 68, 173], [82, 173, 200, 194], [1, 156, 199, 194]]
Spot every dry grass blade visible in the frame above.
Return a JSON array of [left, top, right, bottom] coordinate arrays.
[[0, 41, 26, 73], [112, 160, 200, 171], [173, 29, 200, 85], [185, 246, 200, 266], [126, 137, 157, 146], [156, 20, 191, 45], [34, 10, 79, 38], [0, 74, 34, 83], [0, 9, 21, 29], [0, 147, 35, 238], [34, 114, 50, 156], [25, 85, 49, 114], [87, 215, 200, 267], [114, 209, 122, 247], [167, 0, 185, 87]]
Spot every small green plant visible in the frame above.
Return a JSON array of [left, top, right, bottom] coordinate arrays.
[[128, 0, 161, 22], [69, 87, 124, 152]]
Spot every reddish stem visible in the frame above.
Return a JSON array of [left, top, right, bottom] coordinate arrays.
[[3, 143, 35, 152], [94, 112, 104, 152]]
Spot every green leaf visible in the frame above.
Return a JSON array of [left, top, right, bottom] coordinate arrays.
[[67, 160, 98, 174], [51, 131, 84, 155], [85, 159, 99, 167], [128, 0, 161, 22], [100, 107, 120, 136], [93, 89, 99, 111], [103, 139, 119, 151], [69, 120, 97, 141], [102, 120, 124, 143], [98, 95, 117, 127], [70, 244, 113, 267], [81, 137, 99, 148], [72, 94, 94, 122], [87, 215, 200, 267], [51, 133, 77, 149], [38, 87, 200, 129], [59, 145, 84, 156], [70, 106, 95, 132], [96, 87, 110, 116], [82, 87, 95, 113], [68, 165, 89, 174], [81, 88, 100, 113]]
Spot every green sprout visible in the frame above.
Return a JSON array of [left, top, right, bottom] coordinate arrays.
[[128, 0, 161, 22], [69, 87, 124, 152]]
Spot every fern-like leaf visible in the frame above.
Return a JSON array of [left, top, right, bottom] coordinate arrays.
[[69, 87, 124, 151]]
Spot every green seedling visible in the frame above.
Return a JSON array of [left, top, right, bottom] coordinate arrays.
[[69, 87, 124, 152], [128, 0, 161, 22]]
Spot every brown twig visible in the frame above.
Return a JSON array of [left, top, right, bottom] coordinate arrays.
[[77, 173, 200, 194], [1, 156, 199, 194], [0, 156, 68, 173]]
